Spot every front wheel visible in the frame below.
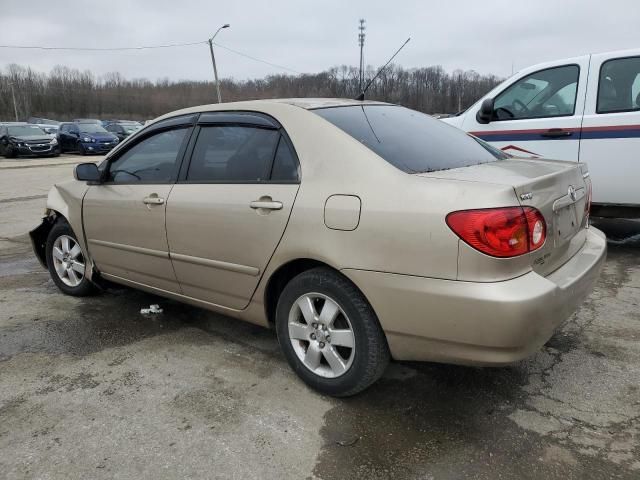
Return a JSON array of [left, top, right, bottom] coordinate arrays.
[[78, 143, 86, 155], [4, 146, 16, 158], [45, 221, 96, 296], [275, 268, 389, 397]]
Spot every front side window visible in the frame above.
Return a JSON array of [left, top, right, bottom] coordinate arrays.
[[313, 105, 504, 173], [107, 127, 188, 183], [186, 126, 279, 182], [493, 65, 579, 120], [597, 57, 640, 114]]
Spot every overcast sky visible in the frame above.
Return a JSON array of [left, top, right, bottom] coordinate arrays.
[[1, 0, 639, 82]]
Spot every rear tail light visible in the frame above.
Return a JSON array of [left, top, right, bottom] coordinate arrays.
[[446, 207, 547, 258]]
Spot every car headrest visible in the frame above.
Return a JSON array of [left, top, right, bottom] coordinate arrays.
[[600, 77, 617, 100], [636, 91, 640, 108]]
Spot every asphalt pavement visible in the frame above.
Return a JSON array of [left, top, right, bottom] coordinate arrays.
[[0, 155, 638, 479]]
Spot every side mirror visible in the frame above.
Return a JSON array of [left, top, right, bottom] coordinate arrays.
[[476, 97, 495, 124], [74, 162, 101, 183]]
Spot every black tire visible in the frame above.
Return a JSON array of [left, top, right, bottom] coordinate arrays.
[[275, 267, 389, 397], [45, 221, 97, 296], [78, 143, 86, 155], [4, 146, 16, 158]]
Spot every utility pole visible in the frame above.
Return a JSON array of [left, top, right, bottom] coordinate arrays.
[[358, 19, 366, 92], [9, 82, 18, 121], [208, 23, 230, 103]]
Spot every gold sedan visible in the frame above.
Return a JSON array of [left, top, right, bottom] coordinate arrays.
[[30, 99, 606, 396]]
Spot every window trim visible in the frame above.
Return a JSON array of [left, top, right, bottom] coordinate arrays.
[[100, 124, 194, 186], [177, 111, 300, 185], [491, 63, 581, 122], [596, 55, 640, 115]]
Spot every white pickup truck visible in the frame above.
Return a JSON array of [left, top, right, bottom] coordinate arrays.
[[443, 49, 640, 218]]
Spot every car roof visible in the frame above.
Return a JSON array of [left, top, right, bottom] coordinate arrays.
[[150, 98, 393, 125], [266, 98, 391, 109]]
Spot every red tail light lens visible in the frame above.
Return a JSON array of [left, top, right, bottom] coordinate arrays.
[[446, 207, 546, 258]]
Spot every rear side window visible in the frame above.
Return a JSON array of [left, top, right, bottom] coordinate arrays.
[[270, 137, 299, 181], [597, 56, 640, 114], [187, 126, 279, 182], [313, 105, 504, 173], [107, 127, 188, 183]]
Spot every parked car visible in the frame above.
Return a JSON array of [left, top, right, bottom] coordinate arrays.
[[0, 123, 59, 158], [72, 118, 102, 125], [30, 99, 606, 396], [28, 117, 60, 125], [443, 48, 640, 218], [34, 124, 59, 138], [58, 122, 119, 155], [104, 121, 143, 140]]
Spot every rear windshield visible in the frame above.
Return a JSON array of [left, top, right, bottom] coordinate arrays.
[[313, 105, 505, 173]]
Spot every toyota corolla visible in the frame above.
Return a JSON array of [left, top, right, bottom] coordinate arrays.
[[30, 99, 606, 396]]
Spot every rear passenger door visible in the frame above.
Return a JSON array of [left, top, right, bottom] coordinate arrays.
[[580, 53, 640, 206], [165, 112, 300, 309]]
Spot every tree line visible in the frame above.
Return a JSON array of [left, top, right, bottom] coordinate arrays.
[[0, 63, 502, 121]]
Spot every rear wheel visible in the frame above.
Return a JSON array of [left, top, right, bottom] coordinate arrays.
[[275, 267, 389, 397], [45, 221, 96, 296]]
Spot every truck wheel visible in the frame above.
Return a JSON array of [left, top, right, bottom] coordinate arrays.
[[45, 221, 96, 296], [275, 267, 389, 397]]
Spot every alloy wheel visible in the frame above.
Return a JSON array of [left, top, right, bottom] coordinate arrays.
[[288, 292, 356, 378], [51, 235, 85, 287]]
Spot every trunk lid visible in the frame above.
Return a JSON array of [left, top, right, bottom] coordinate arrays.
[[419, 158, 590, 276]]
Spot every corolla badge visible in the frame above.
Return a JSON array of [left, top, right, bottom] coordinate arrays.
[[519, 192, 534, 201], [568, 185, 577, 201]]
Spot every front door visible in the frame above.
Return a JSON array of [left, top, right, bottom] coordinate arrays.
[[463, 59, 589, 160], [580, 53, 640, 206], [166, 115, 300, 309], [83, 123, 192, 292]]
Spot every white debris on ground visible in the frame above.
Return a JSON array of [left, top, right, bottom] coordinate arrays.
[[140, 304, 163, 315]]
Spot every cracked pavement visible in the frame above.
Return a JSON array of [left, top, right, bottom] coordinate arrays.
[[0, 158, 638, 479]]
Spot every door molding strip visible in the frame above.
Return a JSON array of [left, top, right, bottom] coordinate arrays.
[[88, 239, 168, 258], [170, 252, 260, 277]]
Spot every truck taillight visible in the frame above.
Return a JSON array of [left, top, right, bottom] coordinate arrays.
[[446, 207, 547, 258]]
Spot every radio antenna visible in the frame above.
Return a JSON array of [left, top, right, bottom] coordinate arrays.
[[355, 37, 410, 101]]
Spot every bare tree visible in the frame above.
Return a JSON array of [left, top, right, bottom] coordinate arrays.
[[0, 63, 501, 121]]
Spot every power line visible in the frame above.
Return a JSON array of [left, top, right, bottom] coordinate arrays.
[[213, 42, 301, 74], [0, 40, 301, 74]]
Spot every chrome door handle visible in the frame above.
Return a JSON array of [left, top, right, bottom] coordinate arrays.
[[250, 200, 283, 210], [143, 196, 165, 205]]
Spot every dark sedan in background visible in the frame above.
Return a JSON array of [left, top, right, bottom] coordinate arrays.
[[58, 122, 119, 155], [0, 123, 60, 158], [104, 120, 142, 141]]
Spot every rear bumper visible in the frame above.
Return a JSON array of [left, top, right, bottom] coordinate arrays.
[[343, 227, 607, 365]]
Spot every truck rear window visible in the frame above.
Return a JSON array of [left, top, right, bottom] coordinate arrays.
[[313, 105, 505, 173]]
